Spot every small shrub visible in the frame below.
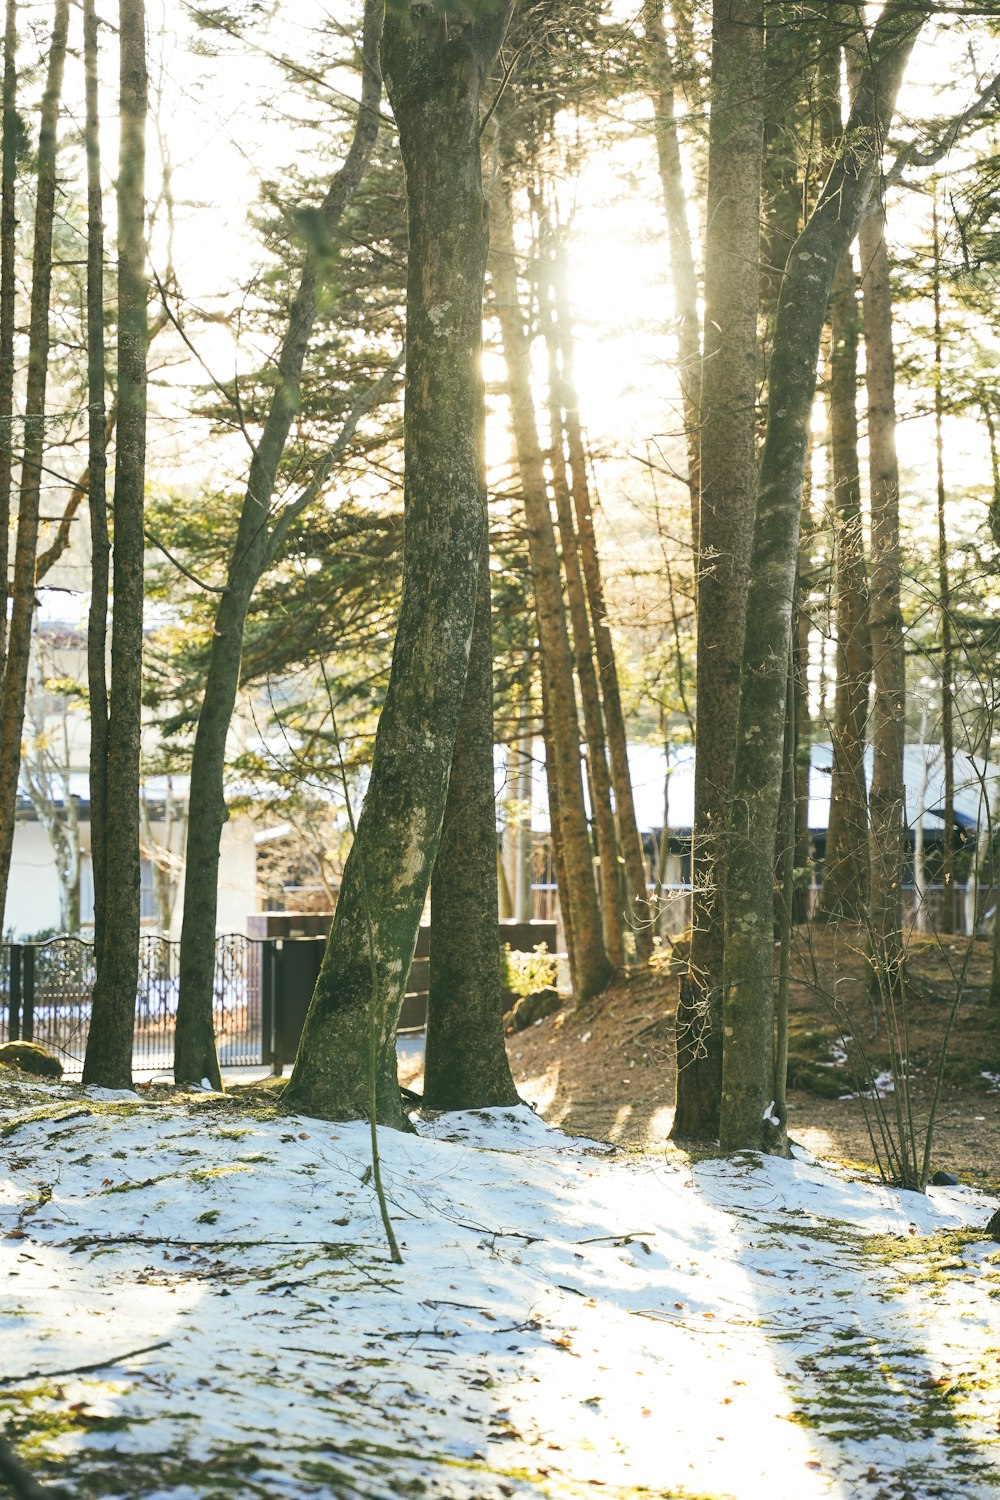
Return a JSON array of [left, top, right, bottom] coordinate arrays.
[[500, 942, 558, 1001]]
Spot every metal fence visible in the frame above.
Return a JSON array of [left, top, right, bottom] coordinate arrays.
[[1, 933, 265, 1076]]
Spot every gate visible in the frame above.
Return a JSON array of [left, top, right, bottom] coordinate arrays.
[[1, 933, 266, 1076]]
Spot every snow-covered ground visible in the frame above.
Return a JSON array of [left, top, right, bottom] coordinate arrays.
[[1, 1078, 998, 1500]]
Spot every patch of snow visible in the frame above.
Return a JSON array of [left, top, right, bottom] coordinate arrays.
[[0, 1085, 997, 1499]]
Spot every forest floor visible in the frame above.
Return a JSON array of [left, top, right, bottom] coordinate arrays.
[[500, 924, 1000, 1194], [1, 1071, 999, 1500]]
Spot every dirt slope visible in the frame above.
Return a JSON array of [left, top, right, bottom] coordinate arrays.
[[503, 926, 1000, 1192]]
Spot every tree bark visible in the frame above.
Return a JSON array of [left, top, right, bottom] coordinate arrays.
[[859, 206, 906, 998], [815, 243, 871, 920], [641, 0, 701, 544], [84, 0, 110, 962], [424, 529, 519, 1111], [537, 237, 624, 968], [173, 0, 385, 1085], [283, 4, 514, 1126], [487, 162, 612, 1003], [932, 196, 955, 934], [84, 0, 148, 1087], [719, 0, 929, 1153], [0, 0, 69, 930], [672, 0, 764, 1143], [546, 241, 653, 965], [0, 0, 16, 692]]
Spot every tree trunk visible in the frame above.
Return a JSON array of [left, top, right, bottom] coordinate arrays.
[[0, 0, 69, 930], [641, 0, 701, 543], [173, 0, 385, 1084], [546, 241, 653, 965], [83, 0, 148, 1088], [859, 206, 906, 998], [283, 5, 514, 1126], [815, 244, 871, 920], [932, 196, 955, 934], [487, 163, 612, 1003], [719, 0, 928, 1153], [511, 682, 534, 923], [83, 0, 110, 962], [424, 530, 519, 1111], [672, 0, 764, 1143], [0, 0, 16, 691], [537, 240, 624, 967]]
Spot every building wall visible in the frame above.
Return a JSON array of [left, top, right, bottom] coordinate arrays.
[[5, 814, 259, 939]]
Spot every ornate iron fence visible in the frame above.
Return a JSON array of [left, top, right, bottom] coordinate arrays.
[[0, 933, 266, 1076]]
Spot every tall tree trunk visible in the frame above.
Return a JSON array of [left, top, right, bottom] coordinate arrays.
[[0, 0, 16, 691], [815, 244, 871, 920], [173, 0, 385, 1084], [84, 0, 148, 1087], [283, 5, 514, 1126], [546, 241, 653, 964], [859, 205, 906, 998], [487, 163, 612, 1003], [84, 0, 110, 962], [537, 235, 624, 968], [0, 0, 69, 930], [512, 681, 534, 923], [424, 529, 519, 1110], [719, 0, 928, 1153], [641, 0, 701, 543], [932, 196, 955, 934], [672, 0, 764, 1143]]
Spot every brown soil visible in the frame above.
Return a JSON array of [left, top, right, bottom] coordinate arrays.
[[501, 924, 1000, 1193]]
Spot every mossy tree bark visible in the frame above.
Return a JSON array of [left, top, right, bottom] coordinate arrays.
[[672, 0, 764, 1143], [424, 529, 519, 1111], [0, 0, 68, 931], [719, 0, 929, 1153], [283, 2, 514, 1126], [488, 162, 612, 1003], [83, 0, 147, 1088], [173, 0, 386, 1086]]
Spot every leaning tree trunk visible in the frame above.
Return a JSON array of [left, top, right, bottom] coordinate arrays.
[[672, 0, 764, 1143], [859, 205, 906, 1002], [423, 527, 519, 1111], [283, 4, 514, 1126], [173, 0, 385, 1085], [719, 0, 929, 1153], [83, 0, 110, 962], [84, 0, 148, 1088], [547, 240, 653, 964], [0, 0, 69, 930], [487, 161, 612, 1003], [537, 241, 624, 968]]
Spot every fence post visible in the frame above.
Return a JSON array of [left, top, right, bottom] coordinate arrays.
[[262, 939, 278, 1073], [22, 946, 35, 1042], [9, 945, 21, 1042]]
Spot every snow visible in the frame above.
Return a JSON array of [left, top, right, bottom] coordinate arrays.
[[2, 1080, 999, 1499]]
